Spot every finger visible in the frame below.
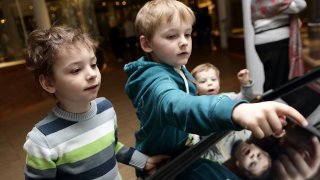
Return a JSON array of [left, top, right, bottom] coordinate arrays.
[[274, 159, 290, 180], [273, 129, 286, 138], [279, 115, 287, 126], [144, 162, 153, 171], [251, 127, 265, 139], [301, 150, 311, 161], [238, 69, 246, 76], [286, 147, 310, 177], [148, 167, 156, 175], [147, 155, 170, 164], [265, 109, 283, 135], [310, 137, 320, 168], [273, 102, 307, 127], [258, 115, 274, 137], [278, 154, 299, 179]]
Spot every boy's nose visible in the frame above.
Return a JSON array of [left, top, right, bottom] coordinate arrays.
[[179, 36, 188, 47], [86, 67, 98, 80]]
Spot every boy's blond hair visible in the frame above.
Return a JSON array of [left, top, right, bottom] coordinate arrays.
[[26, 26, 96, 81], [135, 0, 196, 40], [191, 63, 220, 79]]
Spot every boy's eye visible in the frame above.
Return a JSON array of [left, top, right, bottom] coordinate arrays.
[[91, 63, 97, 68], [185, 33, 191, 38], [166, 35, 177, 39], [70, 68, 81, 74]]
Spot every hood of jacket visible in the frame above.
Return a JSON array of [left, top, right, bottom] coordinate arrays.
[[124, 56, 196, 107]]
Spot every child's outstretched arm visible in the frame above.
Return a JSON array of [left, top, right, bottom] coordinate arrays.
[[232, 101, 307, 139]]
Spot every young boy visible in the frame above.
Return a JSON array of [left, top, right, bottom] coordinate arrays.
[[123, 0, 314, 179], [23, 26, 167, 179]]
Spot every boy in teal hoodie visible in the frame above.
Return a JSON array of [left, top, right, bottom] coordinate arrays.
[[124, 0, 319, 179]]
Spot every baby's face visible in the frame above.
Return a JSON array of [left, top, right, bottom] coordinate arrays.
[[195, 69, 220, 95], [235, 142, 271, 178]]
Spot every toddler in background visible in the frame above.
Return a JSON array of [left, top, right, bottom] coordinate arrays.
[[191, 63, 255, 100], [187, 63, 253, 163]]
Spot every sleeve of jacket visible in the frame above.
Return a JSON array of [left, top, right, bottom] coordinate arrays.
[[150, 75, 245, 136], [222, 79, 255, 101], [239, 80, 256, 100]]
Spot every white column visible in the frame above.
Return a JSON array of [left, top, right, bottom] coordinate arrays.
[[217, 0, 228, 49], [242, 0, 264, 94], [32, 0, 51, 29], [2, 0, 23, 50]]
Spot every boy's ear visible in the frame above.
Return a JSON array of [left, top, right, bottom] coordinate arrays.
[[39, 75, 56, 94], [140, 35, 152, 53]]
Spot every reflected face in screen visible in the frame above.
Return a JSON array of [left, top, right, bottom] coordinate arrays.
[[234, 142, 271, 178]]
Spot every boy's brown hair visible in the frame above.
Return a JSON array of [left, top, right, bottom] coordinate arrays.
[[191, 63, 220, 79], [26, 26, 96, 81], [135, 0, 196, 40]]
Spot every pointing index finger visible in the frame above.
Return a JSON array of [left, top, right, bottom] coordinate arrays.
[[276, 103, 308, 127]]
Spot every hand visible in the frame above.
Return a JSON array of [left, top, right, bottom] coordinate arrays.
[[232, 101, 307, 139], [237, 69, 250, 86], [274, 137, 320, 180], [144, 155, 171, 175]]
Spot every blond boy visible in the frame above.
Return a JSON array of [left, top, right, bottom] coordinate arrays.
[[123, 0, 316, 179]]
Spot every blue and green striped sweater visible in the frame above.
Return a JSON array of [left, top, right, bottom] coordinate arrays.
[[23, 97, 147, 179]]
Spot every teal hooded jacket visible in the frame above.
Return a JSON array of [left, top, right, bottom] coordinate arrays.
[[124, 57, 244, 179]]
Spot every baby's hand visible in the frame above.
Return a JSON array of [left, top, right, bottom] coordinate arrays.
[[232, 101, 307, 139], [237, 69, 250, 86]]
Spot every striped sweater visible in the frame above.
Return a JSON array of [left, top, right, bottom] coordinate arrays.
[[23, 97, 147, 180]]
